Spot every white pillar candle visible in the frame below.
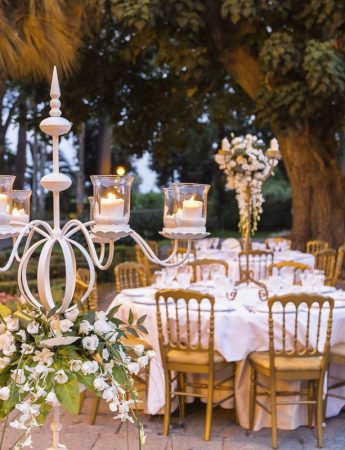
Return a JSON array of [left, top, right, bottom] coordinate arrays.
[[182, 197, 203, 220], [270, 138, 279, 151], [0, 194, 8, 214], [100, 193, 125, 219]]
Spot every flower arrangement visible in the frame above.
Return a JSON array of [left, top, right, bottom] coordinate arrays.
[[0, 300, 153, 448], [215, 134, 279, 236]]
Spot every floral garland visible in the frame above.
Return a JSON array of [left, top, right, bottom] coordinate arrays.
[[215, 134, 279, 235], [0, 300, 154, 448]]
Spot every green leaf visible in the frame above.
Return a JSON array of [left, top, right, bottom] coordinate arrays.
[[36, 402, 52, 426], [0, 304, 11, 319], [126, 327, 139, 338], [107, 304, 122, 317], [136, 314, 147, 326], [137, 324, 148, 335], [112, 365, 129, 386], [55, 376, 80, 415], [75, 372, 96, 393], [47, 305, 59, 319], [128, 309, 134, 326]]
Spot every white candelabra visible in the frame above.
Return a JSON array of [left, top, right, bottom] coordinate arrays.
[[0, 67, 209, 449]]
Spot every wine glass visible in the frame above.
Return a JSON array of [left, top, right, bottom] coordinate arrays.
[[200, 265, 211, 285]]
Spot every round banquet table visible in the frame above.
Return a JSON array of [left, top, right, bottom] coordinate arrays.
[[108, 283, 345, 431], [195, 249, 315, 282]]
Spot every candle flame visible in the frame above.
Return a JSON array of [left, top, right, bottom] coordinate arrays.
[[107, 192, 117, 200]]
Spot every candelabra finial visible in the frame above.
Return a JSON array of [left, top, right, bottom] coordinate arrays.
[[49, 66, 62, 118]]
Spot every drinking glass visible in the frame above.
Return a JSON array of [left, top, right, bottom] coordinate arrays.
[[201, 265, 211, 284], [176, 266, 192, 289], [210, 264, 226, 282], [164, 267, 176, 287], [154, 270, 166, 289]]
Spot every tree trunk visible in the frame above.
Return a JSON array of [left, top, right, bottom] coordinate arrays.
[[14, 99, 27, 189], [277, 127, 345, 249], [76, 122, 86, 217], [97, 115, 112, 174]]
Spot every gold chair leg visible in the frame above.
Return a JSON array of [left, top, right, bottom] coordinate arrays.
[[249, 366, 256, 432], [79, 390, 86, 414], [163, 371, 171, 436], [89, 395, 100, 425], [178, 372, 186, 419], [270, 383, 278, 449], [204, 371, 214, 441], [307, 381, 314, 428], [316, 380, 324, 448]]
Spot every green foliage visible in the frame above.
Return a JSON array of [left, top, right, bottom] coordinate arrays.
[[221, 0, 256, 24]]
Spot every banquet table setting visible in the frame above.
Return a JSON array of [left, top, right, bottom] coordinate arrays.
[[109, 251, 345, 433]]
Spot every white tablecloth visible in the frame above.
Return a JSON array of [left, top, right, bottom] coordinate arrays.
[[196, 249, 315, 282], [108, 284, 345, 431]]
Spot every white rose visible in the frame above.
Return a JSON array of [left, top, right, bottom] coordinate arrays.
[[147, 350, 156, 360], [0, 331, 16, 356], [27, 321, 39, 335], [93, 377, 108, 392], [4, 316, 19, 332], [16, 330, 27, 341], [133, 344, 145, 357], [82, 335, 99, 353], [102, 348, 110, 361], [69, 359, 83, 372], [35, 364, 49, 375], [59, 319, 74, 333], [94, 319, 112, 335], [54, 369, 68, 384], [105, 330, 118, 343], [46, 391, 59, 405], [81, 360, 99, 375], [103, 388, 117, 402], [21, 343, 34, 355], [96, 311, 108, 321], [64, 308, 79, 322], [79, 320, 94, 335], [0, 386, 10, 400], [127, 362, 140, 375], [137, 355, 149, 368], [11, 368, 26, 385], [0, 356, 10, 369], [109, 401, 118, 412]]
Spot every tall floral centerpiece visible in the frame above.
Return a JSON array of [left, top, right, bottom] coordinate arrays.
[[215, 134, 281, 251]]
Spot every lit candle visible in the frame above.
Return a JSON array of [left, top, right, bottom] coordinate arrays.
[[0, 194, 8, 214], [100, 193, 124, 219], [182, 196, 203, 220], [11, 207, 29, 224]]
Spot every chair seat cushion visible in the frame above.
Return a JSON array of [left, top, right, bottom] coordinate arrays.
[[249, 351, 322, 371], [167, 349, 225, 365], [330, 343, 345, 364]]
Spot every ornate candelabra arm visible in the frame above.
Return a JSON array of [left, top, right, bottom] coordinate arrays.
[[130, 230, 192, 267], [62, 220, 115, 270]]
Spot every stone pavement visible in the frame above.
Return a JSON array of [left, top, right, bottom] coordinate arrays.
[[1, 394, 345, 450]]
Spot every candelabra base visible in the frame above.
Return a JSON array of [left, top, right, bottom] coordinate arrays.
[[91, 224, 131, 241], [160, 227, 209, 240]]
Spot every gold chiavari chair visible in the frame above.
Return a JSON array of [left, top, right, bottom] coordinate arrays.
[[187, 258, 229, 282], [315, 248, 337, 286], [114, 261, 147, 292], [306, 240, 329, 256], [265, 237, 292, 251], [155, 289, 235, 441], [135, 241, 159, 282], [267, 261, 311, 285], [239, 250, 274, 281], [74, 272, 99, 311], [248, 294, 334, 449], [332, 244, 345, 286]]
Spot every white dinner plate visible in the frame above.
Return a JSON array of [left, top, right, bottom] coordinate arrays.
[[122, 287, 156, 297], [318, 286, 336, 294], [255, 303, 298, 314], [188, 300, 236, 312]]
